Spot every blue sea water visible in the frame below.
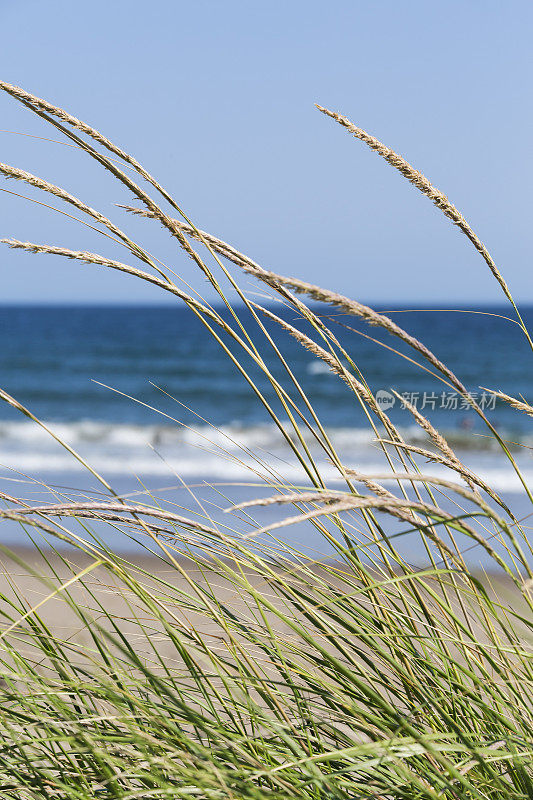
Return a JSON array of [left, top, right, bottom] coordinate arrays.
[[1, 303, 533, 558], [2, 303, 532, 419]]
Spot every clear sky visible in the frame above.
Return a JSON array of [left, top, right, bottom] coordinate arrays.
[[0, 0, 531, 304]]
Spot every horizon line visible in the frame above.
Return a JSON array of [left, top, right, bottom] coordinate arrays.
[[0, 300, 529, 309]]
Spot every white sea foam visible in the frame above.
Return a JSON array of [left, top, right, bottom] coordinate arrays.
[[0, 419, 532, 493], [306, 361, 331, 375]]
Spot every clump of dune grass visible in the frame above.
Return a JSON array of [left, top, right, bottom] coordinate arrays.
[[0, 80, 532, 799]]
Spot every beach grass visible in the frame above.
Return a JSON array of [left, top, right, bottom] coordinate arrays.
[[0, 80, 532, 798]]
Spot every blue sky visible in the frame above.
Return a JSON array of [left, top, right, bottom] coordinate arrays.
[[0, 0, 531, 304]]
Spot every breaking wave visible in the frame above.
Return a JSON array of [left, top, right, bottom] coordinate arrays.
[[0, 419, 532, 493]]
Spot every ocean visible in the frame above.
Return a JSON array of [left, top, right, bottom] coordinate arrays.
[[1, 304, 532, 558]]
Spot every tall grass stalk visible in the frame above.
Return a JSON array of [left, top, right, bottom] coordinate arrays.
[[0, 81, 532, 798]]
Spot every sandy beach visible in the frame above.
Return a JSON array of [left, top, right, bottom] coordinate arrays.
[[1, 545, 530, 673]]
